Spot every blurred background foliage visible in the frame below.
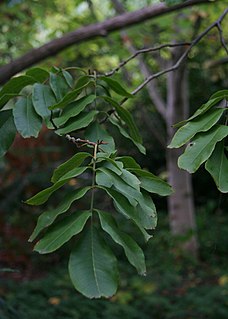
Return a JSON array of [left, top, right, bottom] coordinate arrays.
[[0, 0, 228, 318]]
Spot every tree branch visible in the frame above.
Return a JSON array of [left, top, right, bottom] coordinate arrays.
[[0, 0, 212, 85], [111, 0, 171, 120], [131, 7, 228, 96], [103, 42, 191, 77]]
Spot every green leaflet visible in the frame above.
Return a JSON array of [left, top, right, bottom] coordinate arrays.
[[49, 72, 69, 101], [85, 122, 115, 155], [32, 83, 56, 119], [55, 111, 98, 135], [96, 155, 123, 174], [57, 166, 88, 181], [25, 179, 69, 206], [49, 81, 91, 110], [29, 186, 91, 241], [96, 210, 146, 275], [69, 227, 118, 299], [62, 69, 74, 88], [210, 90, 228, 100], [100, 77, 132, 98], [0, 110, 16, 157], [173, 96, 224, 128], [26, 68, 49, 83], [26, 166, 88, 205], [117, 156, 141, 169], [169, 108, 225, 148], [51, 152, 91, 183], [205, 142, 228, 193], [55, 95, 96, 126], [178, 125, 228, 173], [131, 169, 173, 196], [0, 75, 36, 109], [109, 115, 146, 154], [104, 96, 142, 143], [34, 211, 91, 254], [13, 97, 42, 138], [96, 167, 141, 206], [102, 187, 153, 241]]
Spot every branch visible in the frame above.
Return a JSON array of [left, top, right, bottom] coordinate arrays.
[[131, 7, 228, 96], [99, 7, 228, 125], [0, 0, 212, 85], [111, 0, 181, 120], [103, 42, 191, 77], [216, 22, 228, 55]]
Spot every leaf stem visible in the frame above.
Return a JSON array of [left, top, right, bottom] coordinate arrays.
[[90, 143, 98, 215]]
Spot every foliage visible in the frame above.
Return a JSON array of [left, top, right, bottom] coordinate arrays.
[[169, 90, 228, 193], [1, 210, 228, 319], [0, 67, 173, 298], [0, 0, 227, 301]]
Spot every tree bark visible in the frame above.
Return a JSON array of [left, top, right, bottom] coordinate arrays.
[[0, 0, 212, 85], [166, 46, 198, 256]]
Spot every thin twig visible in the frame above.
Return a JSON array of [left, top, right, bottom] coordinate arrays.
[[131, 8, 228, 96], [216, 22, 228, 55], [99, 8, 228, 125], [101, 42, 191, 77], [65, 134, 107, 148]]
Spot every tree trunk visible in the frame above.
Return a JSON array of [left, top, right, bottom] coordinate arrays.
[[166, 46, 198, 256]]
